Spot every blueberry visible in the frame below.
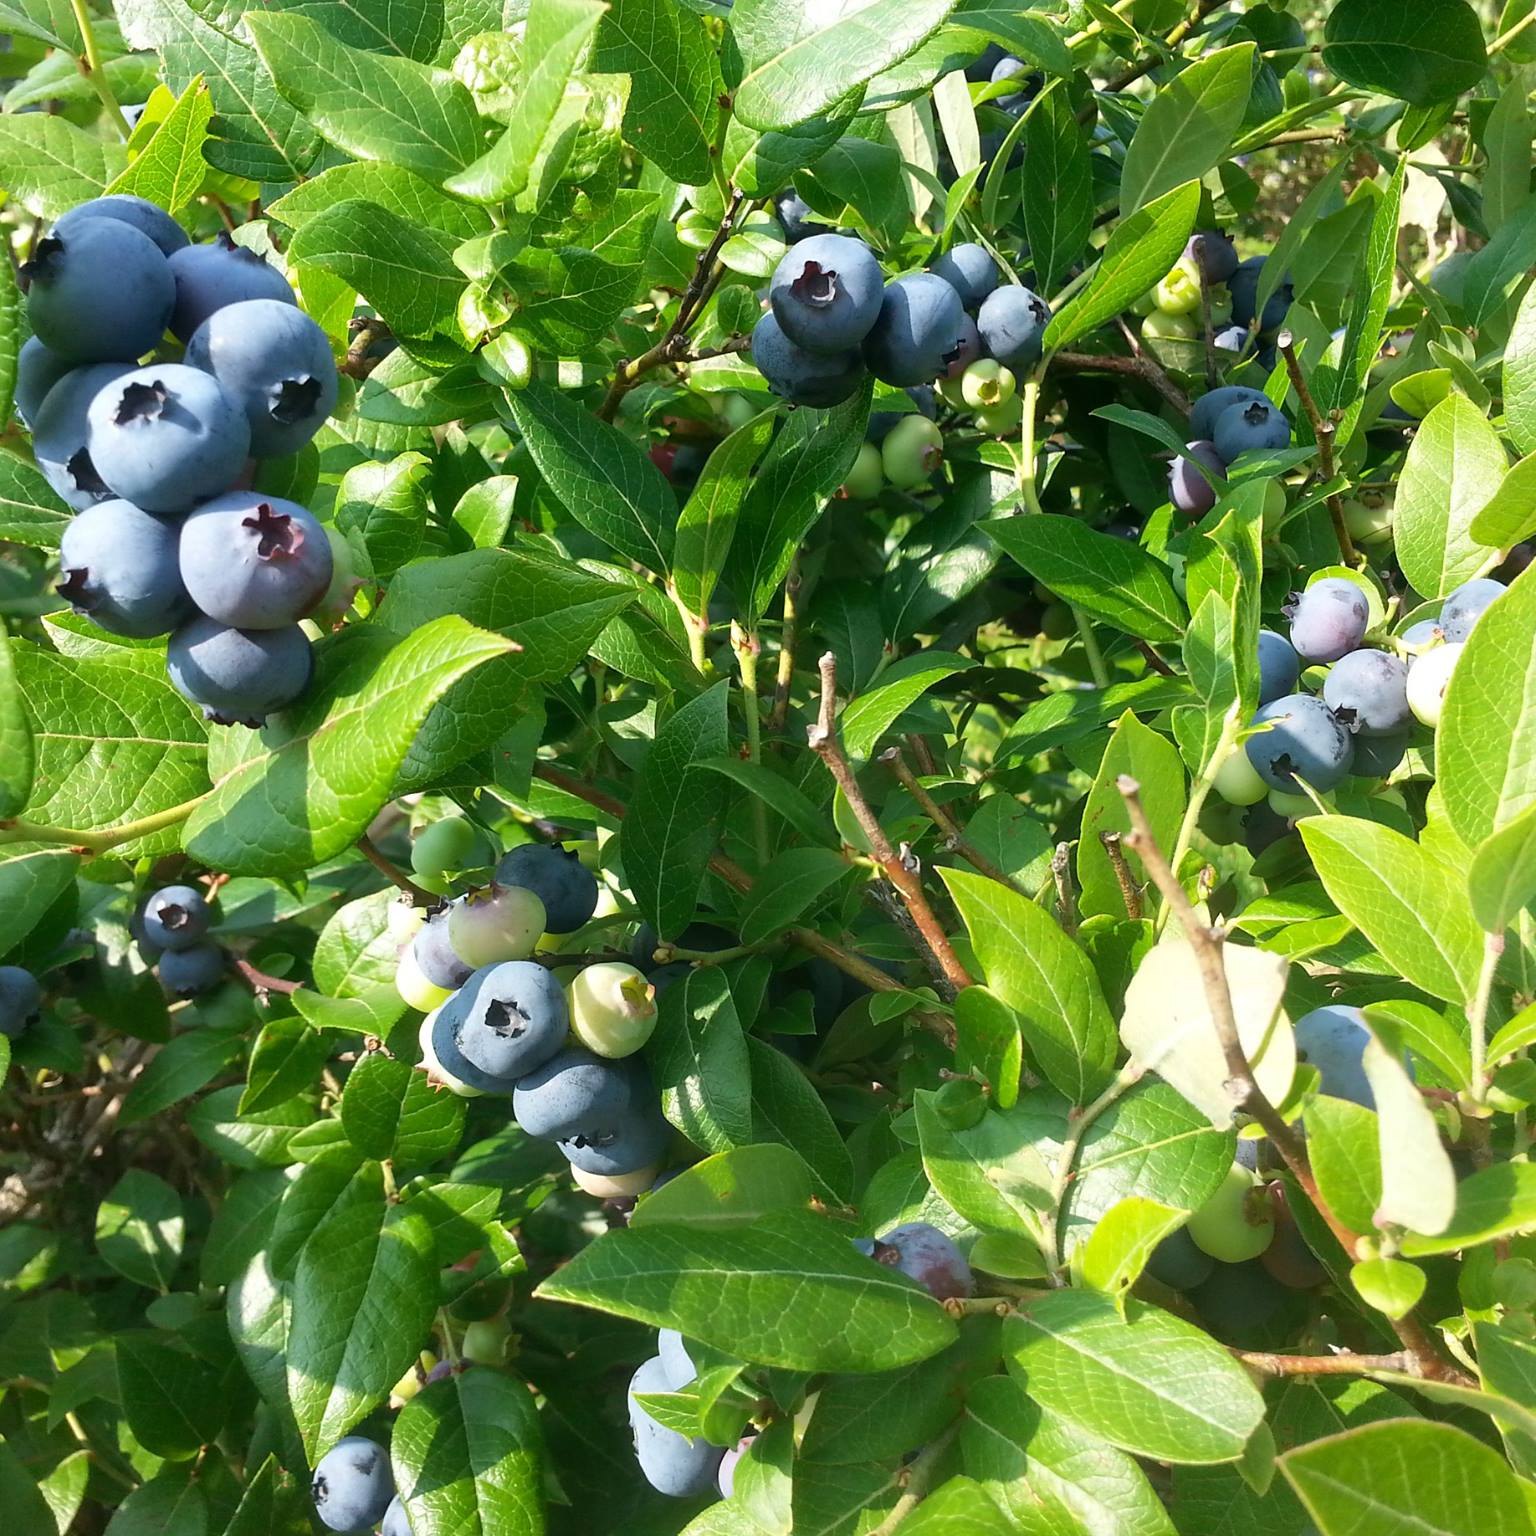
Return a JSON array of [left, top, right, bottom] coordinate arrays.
[[774, 190, 826, 244], [1168, 439, 1226, 517], [429, 985, 516, 1095], [31, 362, 133, 510], [1184, 230, 1239, 285], [976, 284, 1050, 371], [1189, 385, 1269, 442], [495, 843, 599, 933], [1146, 1226, 1214, 1290], [21, 219, 174, 363], [185, 299, 338, 458], [1407, 641, 1464, 728], [1228, 255, 1292, 332], [941, 312, 982, 378], [513, 1045, 649, 1140], [413, 910, 473, 991], [1293, 1005, 1373, 1108], [628, 1356, 724, 1498], [447, 883, 547, 966], [965, 42, 1008, 82], [166, 615, 312, 726], [1213, 325, 1249, 355], [56, 195, 189, 257], [86, 365, 251, 514], [1350, 729, 1410, 778], [570, 961, 657, 1058], [718, 1445, 745, 1500], [929, 242, 999, 309], [57, 499, 190, 638], [142, 884, 211, 951], [1257, 629, 1301, 705], [1322, 649, 1410, 736], [872, 1222, 974, 1300], [380, 1497, 411, 1536], [881, 415, 943, 489], [453, 961, 568, 1083], [864, 273, 967, 386], [1440, 577, 1505, 642], [178, 493, 332, 628], [14, 336, 74, 429], [1245, 693, 1355, 793], [1187, 1164, 1275, 1264], [1287, 577, 1370, 663], [0, 965, 42, 1039], [168, 233, 296, 342], [750, 312, 863, 407], [959, 359, 1015, 410], [311, 1436, 395, 1533], [560, 1110, 669, 1177], [157, 941, 225, 998], [840, 440, 884, 499], [1213, 398, 1290, 464], [768, 234, 884, 353], [657, 1328, 695, 1387], [989, 55, 1041, 112]]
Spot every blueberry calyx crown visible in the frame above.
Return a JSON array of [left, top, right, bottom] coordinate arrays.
[[790, 261, 838, 307], [113, 379, 169, 426], [269, 376, 323, 425], [1242, 401, 1269, 425], [242, 502, 304, 562], [19, 235, 65, 288], [65, 448, 109, 495], [157, 902, 191, 931], [484, 998, 530, 1039], [56, 567, 95, 611]]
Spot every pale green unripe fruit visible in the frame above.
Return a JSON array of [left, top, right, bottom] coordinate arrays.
[[1268, 788, 1320, 821], [1154, 258, 1203, 317], [388, 898, 427, 946], [570, 961, 658, 1058], [1141, 307, 1199, 341], [461, 1316, 511, 1366], [397, 949, 452, 1012], [960, 358, 1016, 410], [1188, 1163, 1276, 1262], [1342, 490, 1394, 548], [418, 1011, 482, 1097], [1262, 479, 1288, 531], [881, 416, 944, 489], [840, 441, 884, 500], [410, 816, 493, 894], [1213, 744, 1268, 806], [390, 1350, 438, 1407], [571, 1162, 660, 1197], [1407, 641, 1463, 728], [975, 395, 1024, 435], [448, 884, 547, 967], [937, 373, 969, 410]]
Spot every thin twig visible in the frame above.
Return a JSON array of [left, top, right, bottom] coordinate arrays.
[[1052, 349, 1192, 414], [1099, 831, 1144, 920], [1234, 1349, 1415, 1378], [769, 551, 803, 735], [1051, 843, 1078, 936], [1096, 0, 1227, 95], [1277, 331, 1358, 565], [808, 655, 973, 998], [356, 834, 435, 906], [1135, 639, 1176, 677], [866, 1426, 960, 1536], [235, 958, 301, 997]]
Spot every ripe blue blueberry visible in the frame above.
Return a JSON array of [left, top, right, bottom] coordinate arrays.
[[311, 1436, 395, 1533], [1168, 439, 1225, 516], [1245, 693, 1355, 792], [1228, 255, 1292, 332], [750, 312, 863, 408], [380, 1497, 411, 1536], [1213, 398, 1290, 463], [628, 1356, 724, 1498], [1257, 629, 1301, 706], [989, 55, 1041, 112], [142, 884, 211, 951], [0, 965, 42, 1039], [873, 1222, 974, 1300], [560, 1110, 669, 1176], [32, 362, 132, 510], [166, 615, 312, 725], [186, 299, 339, 458], [975, 284, 1050, 371], [56, 195, 189, 256], [1184, 230, 1239, 285], [495, 842, 599, 933], [1189, 384, 1269, 442], [429, 982, 516, 1095], [863, 272, 967, 386], [1439, 577, 1505, 642], [86, 366, 251, 514], [22, 218, 174, 363], [413, 910, 474, 991], [774, 190, 826, 244], [1350, 729, 1409, 778], [768, 234, 884, 353], [14, 336, 74, 429], [513, 1045, 648, 1140], [158, 941, 225, 998], [929, 242, 1000, 309], [657, 1328, 695, 1387], [178, 494, 333, 628], [1293, 1005, 1374, 1108], [57, 499, 190, 638], [1287, 577, 1370, 663], [1322, 648, 1410, 736], [453, 961, 568, 1083], [168, 234, 296, 342]]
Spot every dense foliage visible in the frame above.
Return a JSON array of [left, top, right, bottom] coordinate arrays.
[[4, 0, 1536, 1532]]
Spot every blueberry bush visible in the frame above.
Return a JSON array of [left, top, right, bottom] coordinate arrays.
[[4, 0, 1536, 1532]]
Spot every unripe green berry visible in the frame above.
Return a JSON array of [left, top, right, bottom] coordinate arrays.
[[840, 441, 884, 500], [1188, 1163, 1276, 1263], [1407, 641, 1463, 728], [960, 359, 1016, 410], [570, 961, 658, 1058], [1342, 490, 1394, 548], [1154, 258, 1203, 317], [461, 1316, 512, 1367], [397, 949, 452, 1013], [881, 416, 944, 489], [571, 1162, 660, 1197], [1213, 743, 1268, 807], [448, 883, 547, 967], [975, 394, 1024, 435]]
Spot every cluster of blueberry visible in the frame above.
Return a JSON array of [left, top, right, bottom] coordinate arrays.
[[627, 1223, 973, 1499], [310, 1435, 404, 1534], [20, 194, 342, 725], [130, 882, 225, 998], [1168, 384, 1293, 523], [750, 229, 1048, 423]]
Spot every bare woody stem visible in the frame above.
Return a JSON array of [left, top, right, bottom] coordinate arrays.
[[1052, 349, 1192, 415], [234, 958, 301, 997], [1051, 843, 1078, 936], [866, 1425, 960, 1536], [356, 834, 435, 906], [1234, 1349, 1417, 1378], [1097, 0, 1227, 94], [1099, 831, 1144, 920], [1277, 331, 1358, 566], [807, 655, 973, 997]]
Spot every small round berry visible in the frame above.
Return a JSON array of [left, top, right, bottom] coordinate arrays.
[[1439, 577, 1505, 642], [396, 947, 452, 1013], [1322, 649, 1411, 736], [1213, 397, 1291, 464], [959, 358, 1016, 410], [750, 311, 863, 408], [839, 440, 884, 500], [158, 942, 225, 998], [1187, 1163, 1275, 1263], [1213, 743, 1269, 807], [881, 415, 944, 489], [0, 966, 42, 1039], [447, 884, 547, 967], [1168, 440, 1225, 517], [1245, 693, 1354, 793], [311, 1436, 394, 1533], [1258, 629, 1301, 705], [570, 961, 658, 1059], [871, 1222, 974, 1300], [1287, 578, 1370, 664], [1153, 258, 1203, 317], [976, 284, 1050, 370], [1407, 641, 1464, 728], [767, 234, 884, 354], [179, 494, 333, 629], [142, 884, 212, 951], [1185, 230, 1239, 285], [929, 241, 1000, 309], [570, 1162, 660, 1198], [495, 843, 599, 934]]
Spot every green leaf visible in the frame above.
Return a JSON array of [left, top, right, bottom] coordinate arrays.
[[1045, 180, 1201, 351], [1469, 806, 1536, 932], [0, 111, 127, 218], [188, 1087, 314, 1169], [1361, 1014, 1456, 1236], [184, 617, 514, 877], [1306, 1096, 1382, 1235], [336, 452, 432, 577], [222, 1455, 308, 1536], [1021, 86, 1094, 293], [896, 1476, 1013, 1534], [341, 1052, 465, 1167], [241, 1017, 332, 1116], [1299, 818, 1484, 1005], [1505, 280, 1536, 458], [313, 889, 404, 1000], [645, 966, 753, 1154], [269, 1160, 384, 1282], [391, 1369, 545, 1536], [0, 637, 33, 820], [0, 449, 71, 549], [915, 1089, 1051, 1239], [121, 1028, 242, 1128], [1081, 1197, 1188, 1301], [697, 758, 836, 848], [1281, 1420, 1530, 1534], [1439, 567, 1536, 847], [116, 1332, 228, 1458], [103, 73, 212, 212], [591, 0, 721, 183], [537, 1209, 956, 1372], [0, 845, 80, 956], [953, 985, 1022, 1109], [1004, 1290, 1265, 1464], [287, 1203, 438, 1462], [95, 1171, 184, 1291], [1350, 1255, 1425, 1319], [739, 848, 850, 944], [841, 651, 969, 763], [1400, 1161, 1536, 1256], [269, 161, 491, 241], [624, 681, 731, 938], [201, 1169, 289, 1290], [748, 1037, 856, 1201], [940, 868, 1117, 1104], [730, 0, 960, 131], [505, 380, 676, 574], [0, 239, 16, 435], [630, 1144, 818, 1230], [982, 515, 1184, 643], [1120, 45, 1255, 216], [1322, 0, 1488, 108], [248, 11, 479, 179], [1469, 453, 1536, 551]]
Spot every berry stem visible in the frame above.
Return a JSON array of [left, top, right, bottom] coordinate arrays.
[[730, 622, 770, 863], [69, 0, 129, 140], [0, 794, 207, 855], [1277, 330, 1358, 566], [355, 834, 435, 906]]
